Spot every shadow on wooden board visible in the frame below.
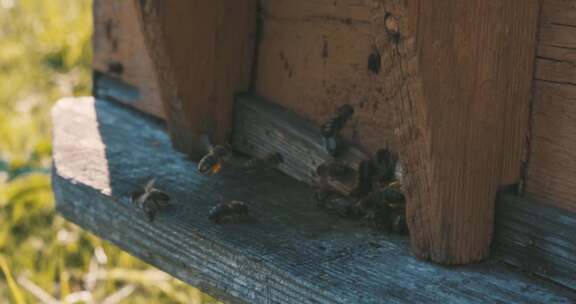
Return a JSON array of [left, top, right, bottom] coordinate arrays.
[[52, 97, 576, 304]]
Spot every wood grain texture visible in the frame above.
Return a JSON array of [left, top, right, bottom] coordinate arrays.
[[385, 1, 540, 264], [93, 0, 164, 118], [232, 95, 373, 194], [52, 97, 576, 304], [526, 0, 576, 212], [254, 0, 397, 157], [495, 193, 576, 291], [253, 0, 529, 186], [133, 0, 257, 158], [253, 1, 538, 263], [526, 81, 576, 213]]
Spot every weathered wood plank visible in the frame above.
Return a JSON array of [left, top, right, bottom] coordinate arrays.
[[133, 0, 257, 159], [232, 95, 373, 194], [52, 97, 576, 303], [536, 45, 576, 85], [495, 193, 576, 290], [93, 0, 164, 118], [387, 0, 540, 264], [540, 23, 576, 49], [254, 0, 529, 188], [541, 0, 576, 26], [526, 0, 576, 212], [254, 0, 396, 155], [526, 81, 576, 213]]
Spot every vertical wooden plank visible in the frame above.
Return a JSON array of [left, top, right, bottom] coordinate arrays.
[[525, 0, 576, 213], [93, 0, 164, 118], [390, 0, 540, 264], [134, 0, 257, 158]]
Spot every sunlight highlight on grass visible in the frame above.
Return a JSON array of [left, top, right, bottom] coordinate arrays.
[[0, 254, 26, 304], [0, 0, 218, 302]]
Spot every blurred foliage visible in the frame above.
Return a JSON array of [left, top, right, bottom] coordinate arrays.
[[0, 0, 217, 303]]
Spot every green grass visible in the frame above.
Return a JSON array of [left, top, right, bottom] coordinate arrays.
[[0, 1, 217, 303]]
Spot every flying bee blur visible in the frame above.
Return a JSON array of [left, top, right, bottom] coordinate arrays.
[[130, 178, 171, 222], [197, 144, 232, 175], [242, 152, 284, 173], [320, 104, 354, 157], [312, 188, 355, 218], [208, 200, 251, 224]]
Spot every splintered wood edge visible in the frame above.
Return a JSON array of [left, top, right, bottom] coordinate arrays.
[[52, 97, 576, 303], [495, 194, 576, 291]]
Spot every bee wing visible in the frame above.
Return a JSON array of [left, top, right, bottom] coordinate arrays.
[[149, 189, 171, 207], [198, 134, 213, 153], [130, 190, 145, 204], [143, 178, 157, 192]]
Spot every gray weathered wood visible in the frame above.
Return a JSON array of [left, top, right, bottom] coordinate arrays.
[[52, 97, 576, 304], [233, 96, 401, 194], [495, 193, 576, 291]]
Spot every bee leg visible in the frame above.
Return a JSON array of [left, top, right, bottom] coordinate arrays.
[[145, 209, 155, 222], [392, 213, 408, 235], [322, 135, 341, 157], [143, 203, 156, 222]]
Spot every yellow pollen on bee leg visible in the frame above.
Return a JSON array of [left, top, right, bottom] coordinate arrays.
[[211, 163, 222, 174]]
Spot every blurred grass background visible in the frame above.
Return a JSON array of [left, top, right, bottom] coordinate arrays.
[[0, 1, 217, 303]]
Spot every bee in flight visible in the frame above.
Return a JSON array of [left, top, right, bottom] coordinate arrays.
[[208, 199, 251, 224], [130, 178, 171, 222], [320, 104, 354, 157]]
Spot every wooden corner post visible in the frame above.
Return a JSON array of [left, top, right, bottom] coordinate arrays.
[[390, 1, 540, 264], [133, 0, 257, 158]]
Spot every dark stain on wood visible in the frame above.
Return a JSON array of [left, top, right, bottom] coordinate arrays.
[[368, 50, 381, 74]]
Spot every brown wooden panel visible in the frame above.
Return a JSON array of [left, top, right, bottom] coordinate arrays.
[[526, 0, 576, 212], [93, 0, 164, 118], [539, 0, 576, 49], [134, 0, 257, 158], [255, 0, 539, 264], [255, 0, 396, 155], [536, 45, 576, 85], [541, 0, 576, 26], [254, 0, 529, 186], [527, 81, 576, 213]]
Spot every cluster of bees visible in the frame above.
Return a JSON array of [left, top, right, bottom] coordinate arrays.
[[315, 105, 408, 234], [130, 104, 407, 235], [130, 142, 282, 224]]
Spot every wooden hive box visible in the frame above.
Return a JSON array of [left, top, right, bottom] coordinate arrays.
[[52, 0, 576, 302]]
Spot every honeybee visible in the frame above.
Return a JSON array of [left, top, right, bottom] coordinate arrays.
[[130, 178, 171, 222], [350, 160, 376, 198], [312, 188, 355, 218], [354, 185, 407, 233], [374, 149, 398, 186], [320, 104, 355, 157], [208, 200, 251, 224], [242, 152, 284, 173], [315, 160, 355, 184], [197, 144, 232, 175]]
